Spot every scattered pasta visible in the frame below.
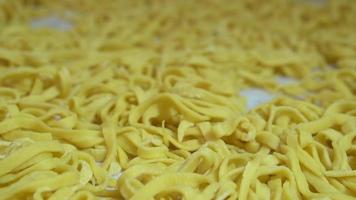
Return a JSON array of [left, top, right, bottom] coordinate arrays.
[[0, 0, 355, 199]]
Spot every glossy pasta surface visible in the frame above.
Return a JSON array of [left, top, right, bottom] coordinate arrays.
[[0, 0, 356, 199]]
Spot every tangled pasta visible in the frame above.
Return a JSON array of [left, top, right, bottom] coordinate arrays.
[[0, 0, 356, 199]]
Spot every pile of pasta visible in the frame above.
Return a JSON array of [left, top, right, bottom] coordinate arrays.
[[0, 0, 355, 199]]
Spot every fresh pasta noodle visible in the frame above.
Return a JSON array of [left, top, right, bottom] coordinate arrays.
[[0, 0, 356, 199]]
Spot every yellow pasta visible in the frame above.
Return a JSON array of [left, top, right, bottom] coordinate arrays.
[[0, 0, 356, 199]]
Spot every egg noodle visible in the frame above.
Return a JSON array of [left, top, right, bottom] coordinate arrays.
[[0, 0, 355, 199]]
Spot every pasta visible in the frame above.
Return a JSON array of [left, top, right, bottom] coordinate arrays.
[[0, 0, 356, 199]]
